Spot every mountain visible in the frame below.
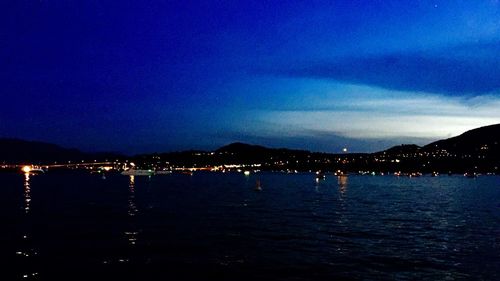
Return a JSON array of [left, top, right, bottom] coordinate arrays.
[[134, 142, 318, 170], [217, 142, 321, 161], [0, 138, 123, 164], [423, 124, 500, 156], [1, 124, 498, 173], [212, 142, 309, 165], [377, 144, 421, 155], [216, 142, 271, 154]]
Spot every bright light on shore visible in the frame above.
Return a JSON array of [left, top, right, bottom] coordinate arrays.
[[22, 166, 31, 173]]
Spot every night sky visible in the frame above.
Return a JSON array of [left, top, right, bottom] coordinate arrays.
[[1, 0, 499, 154]]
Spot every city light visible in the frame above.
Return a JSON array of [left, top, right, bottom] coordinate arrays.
[[22, 166, 31, 173]]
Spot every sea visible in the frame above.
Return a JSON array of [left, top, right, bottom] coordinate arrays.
[[1, 171, 499, 280]]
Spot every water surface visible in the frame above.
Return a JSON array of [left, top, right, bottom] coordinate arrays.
[[1, 172, 499, 280]]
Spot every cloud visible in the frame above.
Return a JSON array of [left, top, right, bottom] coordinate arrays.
[[271, 42, 500, 96], [227, 83, 500, 152], [260, 110, 499, 139]]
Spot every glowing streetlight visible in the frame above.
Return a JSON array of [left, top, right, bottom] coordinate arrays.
[[22, 166, 31, 173]]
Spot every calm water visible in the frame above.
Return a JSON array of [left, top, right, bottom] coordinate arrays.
[[1, 172, 499, 280]]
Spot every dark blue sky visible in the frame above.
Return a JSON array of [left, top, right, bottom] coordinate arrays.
[[1, 0, 499, 154]]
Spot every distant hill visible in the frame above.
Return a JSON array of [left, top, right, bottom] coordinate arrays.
[[377, 144, 421, 155], [216, 142, 271, 154], [216, 142, 318, 161], [1, 124, 498, 172], [131, 124, 500, 173], [376, 124, 499, 157], [217, 142, 313, 155], [423, 124, 500, 156], [212, 142, 306, 164], [371, 124, 499, 173], [0, 138, 123, 164]]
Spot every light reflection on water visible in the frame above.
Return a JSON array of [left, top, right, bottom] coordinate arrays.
[[19, 172, 39, 279], [23, 173, 31, 214], [128, 175, 137, 217], [337, 175, 348, 194], [126, 175, 138, 246], [6, 172, 499, 280]]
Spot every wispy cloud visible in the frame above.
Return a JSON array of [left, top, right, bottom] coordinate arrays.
[[230, 84, 500, 151], [271, 42, 500, 96]]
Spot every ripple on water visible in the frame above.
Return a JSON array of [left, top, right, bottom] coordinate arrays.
[[3, 173, 499, 280]]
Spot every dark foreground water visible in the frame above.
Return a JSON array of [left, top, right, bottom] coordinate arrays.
[[1, 172, 499, 280]]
